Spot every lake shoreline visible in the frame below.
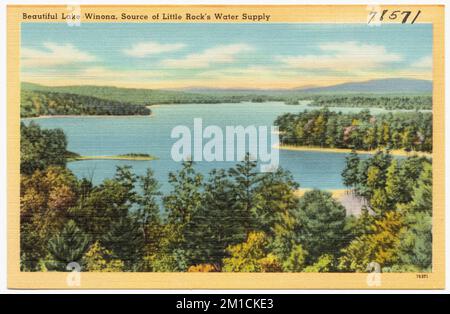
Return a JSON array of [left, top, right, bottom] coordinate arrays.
[[274, 144, 432, 158]]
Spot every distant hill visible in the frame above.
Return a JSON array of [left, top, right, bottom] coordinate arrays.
[[177, 79, 432, 95], [297, 78, 432, 94], [21, 82, 241, 105]]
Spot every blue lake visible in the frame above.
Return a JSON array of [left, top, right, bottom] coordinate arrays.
[[23, 102, 407, 192]]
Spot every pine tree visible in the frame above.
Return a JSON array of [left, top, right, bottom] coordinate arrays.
[[399, 157, 429, 204], [114, 165, 137, 205], [228, 153, 261, 233], [46, 220, 90, 271], [338, 211, 403, 272], [136, 168, 162, 253], [409, 162, 432, 213], [183, 169, 246, 269], [395, 162, 432, 271], [295, 190, 347, 263], [164, 160, 203, 225], [325, 116, 338, 148], [397, 210, 432, 271], [253, 168, 299, 236], [102, 216, 144, 271], [385, 159, 402, 208], [341, 150, 360, 191]]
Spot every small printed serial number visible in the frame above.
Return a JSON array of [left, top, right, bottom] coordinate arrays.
[[220, 298, 274, 310], [368, 10, 421, 24]]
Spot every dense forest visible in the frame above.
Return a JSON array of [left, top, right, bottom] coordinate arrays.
[[21, 90, 151, 118], [275, 109, 432, 152], [20, 122, 432, 272], [307, 95, 432, 110]]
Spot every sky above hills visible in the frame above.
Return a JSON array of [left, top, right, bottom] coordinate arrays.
[[21, 23, 432, 89]]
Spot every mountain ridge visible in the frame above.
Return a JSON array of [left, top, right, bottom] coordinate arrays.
[[22, 78, 432, 95]]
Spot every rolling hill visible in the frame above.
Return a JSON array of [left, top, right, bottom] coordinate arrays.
[[179, 78, 432, 95], [21, 82, 241, 105], [298, 78, 432, 94]]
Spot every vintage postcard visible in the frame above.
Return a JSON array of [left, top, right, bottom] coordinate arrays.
[[7, 4, 445, 289]]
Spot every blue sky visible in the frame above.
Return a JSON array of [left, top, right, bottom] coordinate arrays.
[[21, 23, 432, 89]]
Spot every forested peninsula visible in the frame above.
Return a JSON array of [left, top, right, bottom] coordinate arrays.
[[275, 109, 432, 153], [21, 90, 151, 118]]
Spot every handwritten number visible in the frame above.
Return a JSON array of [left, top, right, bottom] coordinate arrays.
[[368, 9, 421, 24], [401, 11, 411, 24], [368, 11, 377, 24], [389, 10, 400, 20], [411, 10, 421, 24]]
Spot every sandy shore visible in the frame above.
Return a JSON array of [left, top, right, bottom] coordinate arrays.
[[294, 188, 348, 199], [274, 144, 432, 158], [295, 188, 371, 216]]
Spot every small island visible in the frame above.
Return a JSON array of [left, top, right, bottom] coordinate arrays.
[[66, 152, 157, 162]]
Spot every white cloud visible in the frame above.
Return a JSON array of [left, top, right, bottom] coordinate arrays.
[[124, 42, 186, 57], [161, 44, 253, 69], [411, 55, 432, 69], [196, 65, 298, 80], [277, 41, 402, 71], [21, 42, 97, 68]]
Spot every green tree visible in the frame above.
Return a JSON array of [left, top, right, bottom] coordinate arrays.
[[21, 122, 67, 175], [136, 169, 162, 254], [164, 160, 203, 225], [282, 244, 307, 272], [82, 241, 124, 272], [70, 166, 138, 240], [228, 153, 261, 233], [295, 190, 347, 263], [338, 211, 403, 272], [184, 169, 247, 269], [385, 159, 402, 208], [407, 161, 432, 212], [303, 254, 334, 272], [395, 162, 432, 271], [46, 220, 90, 271], [253, 168, 299, 236], [341, 150, 360, 190], [102, 215, 144, 271], [222, 232, 282, 272], [397, 210, 432, 271], [20, 166, 78, 270], [146, 248, 189, 272]]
